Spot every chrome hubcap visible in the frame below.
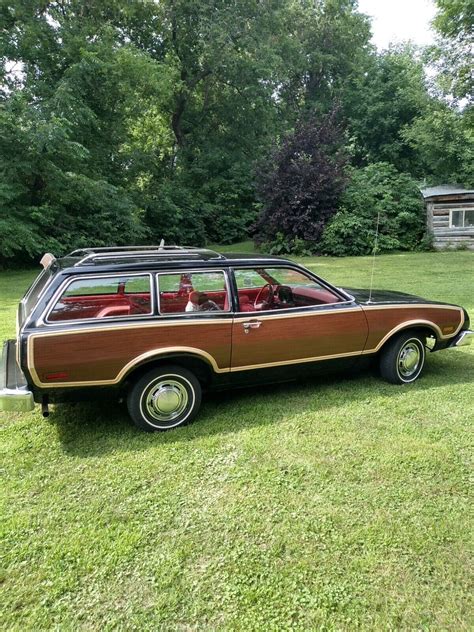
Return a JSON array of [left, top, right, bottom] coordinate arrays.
[[145, 379, 188, 422], [398, 342, 421, 378]]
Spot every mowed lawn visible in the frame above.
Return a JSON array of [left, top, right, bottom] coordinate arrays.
[[1, 250, 473, 630]]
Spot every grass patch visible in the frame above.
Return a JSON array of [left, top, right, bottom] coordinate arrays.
[[1, 251, 473, 629]]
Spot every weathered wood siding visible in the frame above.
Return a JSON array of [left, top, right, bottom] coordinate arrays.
[[426, 197, 474, 250]]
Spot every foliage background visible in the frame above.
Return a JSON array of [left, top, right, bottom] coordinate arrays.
[[0, 0, 472, 264]]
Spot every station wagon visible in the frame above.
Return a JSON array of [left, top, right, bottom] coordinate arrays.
[[1, 246, 472, 431]]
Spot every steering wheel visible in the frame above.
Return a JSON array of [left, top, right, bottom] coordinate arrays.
[[254, 283, 275, 309]]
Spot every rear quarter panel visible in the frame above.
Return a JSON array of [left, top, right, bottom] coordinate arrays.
[[26, 319, 232, 388]]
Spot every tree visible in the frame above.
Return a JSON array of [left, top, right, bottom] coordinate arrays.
[[3, 0, 456, 264], [347, 45, 432, 175], [0, 90, 146, 265], [431, 0, 474, 102], [277, 0, 372, 119], [255, 109, 348, 251], [402, 104, 474, 187]]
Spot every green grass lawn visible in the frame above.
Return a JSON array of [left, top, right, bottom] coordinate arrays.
[[1, 250, 473, 630]]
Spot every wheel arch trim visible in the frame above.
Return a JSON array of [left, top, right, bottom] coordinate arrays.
[[367, 320, 443, 354], [121, 347, 225, 382]]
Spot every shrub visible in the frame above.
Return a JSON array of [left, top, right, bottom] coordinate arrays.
[[262, 233, 314, 257], [321, 163, 426, 256]]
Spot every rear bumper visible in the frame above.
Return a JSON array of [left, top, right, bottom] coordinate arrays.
[[0, 340, 35, 413], [449, 330, 474, 348]]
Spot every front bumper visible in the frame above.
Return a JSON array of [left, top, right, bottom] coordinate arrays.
[[0, 340, 35, 413], [449, 330, 474, 348]]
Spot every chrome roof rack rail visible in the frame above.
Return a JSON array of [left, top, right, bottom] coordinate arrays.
[[68, 245, 187, 257], [70, 245, 224, 266]]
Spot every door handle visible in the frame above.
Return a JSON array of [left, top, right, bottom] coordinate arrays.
[[243, 320, 262, 333]]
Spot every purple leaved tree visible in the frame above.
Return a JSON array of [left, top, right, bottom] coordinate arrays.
[[255, 109, 348, 251]]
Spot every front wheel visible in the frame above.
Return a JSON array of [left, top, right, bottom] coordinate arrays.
[[379, 332, 426, 384], [127, 365, 202, 431]]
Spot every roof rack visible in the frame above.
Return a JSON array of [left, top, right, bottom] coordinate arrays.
[[68, 245, 224, 266], [68, 245, 187, 257]]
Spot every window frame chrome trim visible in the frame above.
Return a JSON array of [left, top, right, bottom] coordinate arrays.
[[155, 269, 233, 317], [40, 272, 155, 327]]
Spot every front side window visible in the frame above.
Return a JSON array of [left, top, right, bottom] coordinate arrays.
[[48, 275, 152, 322], [158, 271, 230, 314], [450, 209, 474, 228], [233, 267, 342, 312]]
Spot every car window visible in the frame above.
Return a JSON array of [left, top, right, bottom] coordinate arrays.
[[158, 271, 230, 314], [47, 275, 152, 322], [233, 269, 267, 289], [233, 267, 341, 312]]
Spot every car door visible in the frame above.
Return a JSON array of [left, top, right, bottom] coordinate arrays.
[[230, 266, 368, 372]]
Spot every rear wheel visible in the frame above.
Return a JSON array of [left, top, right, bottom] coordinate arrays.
[[379, 332, 426, 384], [127, 365, 202, 431]]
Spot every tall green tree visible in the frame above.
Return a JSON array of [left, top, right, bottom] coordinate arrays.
[[277, 0, 372, 118], [402, 104, 474, 187], [347, 45, 432, 175], [431, 0, 474, 102]]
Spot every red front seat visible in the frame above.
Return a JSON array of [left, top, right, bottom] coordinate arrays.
[[239, 295, 255, 312]]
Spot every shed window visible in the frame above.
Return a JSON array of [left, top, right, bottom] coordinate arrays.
[[48, 275, 152, 322], [450, 209, 474, 228]]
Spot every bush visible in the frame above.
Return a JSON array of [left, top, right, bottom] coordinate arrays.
[[321, 163, 426, 256], [262, 233, 314, 256]]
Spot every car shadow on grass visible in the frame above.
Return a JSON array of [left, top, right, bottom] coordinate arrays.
[[47, 349, 474, 457]]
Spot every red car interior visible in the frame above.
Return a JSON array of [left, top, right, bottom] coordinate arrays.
[[159, 290, 228, 313], [49, 282, 340, 321], [49, 293, 152, 321]]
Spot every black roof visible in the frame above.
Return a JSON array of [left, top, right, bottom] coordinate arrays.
[[53, 245, 287, 274]]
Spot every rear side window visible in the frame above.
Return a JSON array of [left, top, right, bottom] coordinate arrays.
[[158, 271, 230, 314], [47, 275, 152, 322]]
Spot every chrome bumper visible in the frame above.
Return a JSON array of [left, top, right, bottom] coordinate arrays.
[[450, 330, 474, 348], [0, 340, 35, 413]]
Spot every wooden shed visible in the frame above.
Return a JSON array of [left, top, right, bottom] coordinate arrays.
[[421, 184, 474, 250]]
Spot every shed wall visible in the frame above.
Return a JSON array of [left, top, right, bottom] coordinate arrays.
[[427, 200, 474, 250]]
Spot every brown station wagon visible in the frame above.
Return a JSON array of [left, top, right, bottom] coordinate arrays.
[[1, 246, 472, 431]]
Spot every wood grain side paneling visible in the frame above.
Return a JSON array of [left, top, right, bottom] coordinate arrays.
[[362, 306, 464, 350], [31, 321, 232, 385], [231, 307, 368, 369]]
